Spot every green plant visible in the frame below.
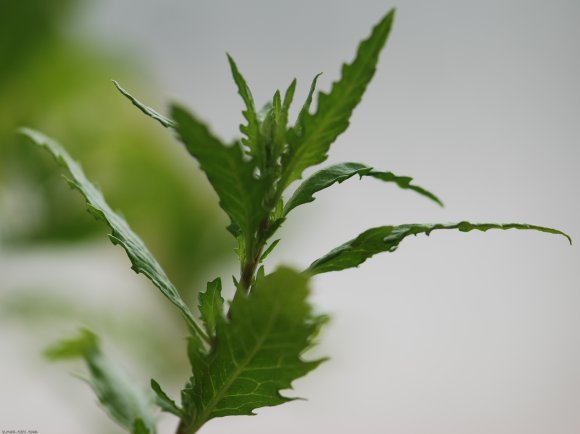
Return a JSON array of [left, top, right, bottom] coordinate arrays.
[[20, 9, 570, 434]]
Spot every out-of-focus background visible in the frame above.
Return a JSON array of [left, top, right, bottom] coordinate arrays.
[[0, 1, 578, 433]]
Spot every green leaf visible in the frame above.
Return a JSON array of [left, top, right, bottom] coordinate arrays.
[[183, 267, 326, 431], [281, 9, 396, 188], [151, 379, 184, 418], [170, 105, 267, 239], [132, 419, 152, 434], [112, 80, 174, 128], [45, 329, 156, 434], [282, 79, 297, 124], [308, 222, 571, 274], [199, 278, 225, 338], [293, 73, 322, 137], [20, 128, 206, 341], [284, 162, 442, 215], [227, 54, 261, 159], [275, 79, 297, 153], [260, 238, 281, 262]]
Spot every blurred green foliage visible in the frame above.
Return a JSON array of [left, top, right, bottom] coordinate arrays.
[[0, 0, 231, 291]]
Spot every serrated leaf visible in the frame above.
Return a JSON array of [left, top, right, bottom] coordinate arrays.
[[45, 329, 156, 434], [20, 128, 206, 341], [293, 73, 322, 137], [281, 9, 395, 188], [308, 222, 571, 274], [199, 278, 225, 338], [170, 105, 267, 239], [284, 162, 442, 215], [151, 379, 184, 418], [113, 80, 174, 128], [183, 267, 326, 431], [227, 54, 261, 159], [274, 79, 297, 156], [282, 79, 297, 124]]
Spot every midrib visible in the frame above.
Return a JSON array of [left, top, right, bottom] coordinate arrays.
[[190, 295, 283, 432]]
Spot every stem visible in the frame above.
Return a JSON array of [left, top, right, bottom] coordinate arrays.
[[176, 420, 188, 434], [177, 185, 279, 433], [240, 217, 269, 293]]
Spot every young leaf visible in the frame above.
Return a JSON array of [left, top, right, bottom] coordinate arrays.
[[282, 79, 297, 124], [171, 105, 267, 238], [151, 379, 184, 418], [113, 80, 175, 128], [183, 267, 326, 431], [308, 222, 571, 274], [260, 238, 281, 262], [227, 54, 261, 158], [199, 278, 225, 338], [45, 329, 156, 434], [274, 79, 297, 155], [281, 9, 396, 188], [20, 128, 206, 341], [284, 162, 442, 215], [293, 73, 322, 136]]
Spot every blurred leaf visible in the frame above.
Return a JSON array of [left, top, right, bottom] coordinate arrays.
[[0, 5, 229, 292], [309, 222, 571, 274], [132, 419, 152, 434], [20, 129, 206, 340], [45, 329, 156, 434]]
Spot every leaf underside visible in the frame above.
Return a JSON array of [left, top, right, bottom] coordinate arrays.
[[308, 222, 571, 274], [112, 80, 174, 128], [183, 267, 326, 430], [20, 128, 204, 339]]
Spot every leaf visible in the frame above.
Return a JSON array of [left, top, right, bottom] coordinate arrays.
[[281, 9, 396, 188], [183, 267, 326, 431], [282, 79, 297, 123], [112, 80, 174, 128], [308, 222, 571, 274], [293, 73, 322, 136], [199, 278, 225, 338], [276, 79, 297, 152], [284, 162, 442, 215], [151, 379, 184, 418], [20, 128, 206, 341], [132, 419, 152, 434], [171, 105, 266, 239], [260, 238, 281, 262], [227, 54, 261, 159], [45, 329, 156, 434]]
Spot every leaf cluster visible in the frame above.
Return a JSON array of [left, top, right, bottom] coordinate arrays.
[[21, 8, 570, 434]]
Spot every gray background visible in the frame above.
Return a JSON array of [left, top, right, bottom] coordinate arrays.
[[2, 1, 579, 433]]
